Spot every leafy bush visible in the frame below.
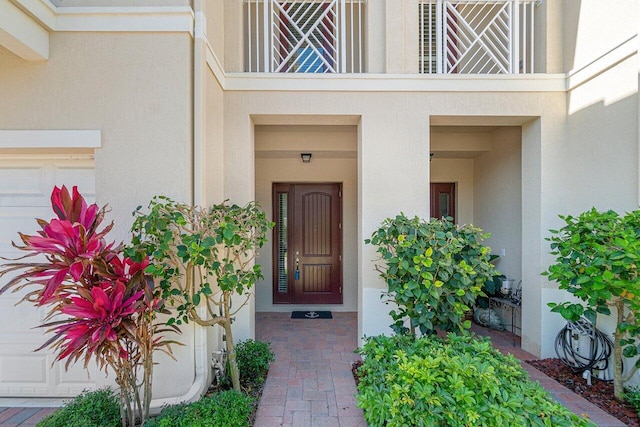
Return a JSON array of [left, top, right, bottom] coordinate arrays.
[[625, 386, 640, 414], [356, 334, 595, 427], [146, 390, 254, 427], [366, 214, 498, 336], [234, 339, 275, 388], [37, 388, 120, 427], [545, 208, 640, 398]]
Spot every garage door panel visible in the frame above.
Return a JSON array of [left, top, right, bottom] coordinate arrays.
[[0, 157, 100, 397], [0, 351, 49, 384], [0, 167, 43, 194]]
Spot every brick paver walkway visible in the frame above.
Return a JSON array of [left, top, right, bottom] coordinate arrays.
[[254, 312, 365, 427]]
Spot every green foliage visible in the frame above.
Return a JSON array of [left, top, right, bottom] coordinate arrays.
[[127, 197, 272, 327], [233, 339, 275, 387], [476, 273, 506, 309], [356, 334, 595, 427], [127, 196, 273, 391], [366, 214, 498, 336], [36, 388, 120, 427], [624, 385, 640, 414], [544, 208, 640, 398], [146, 390, 254, 427]]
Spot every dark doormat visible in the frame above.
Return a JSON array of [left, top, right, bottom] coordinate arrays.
[[291, 311, 333, 319]]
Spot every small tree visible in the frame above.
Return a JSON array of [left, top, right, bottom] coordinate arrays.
[[366, 214, 498, 337], [0, 186, 178, 427], [545, 208, 640, 399], [127, 197, 272, 391]]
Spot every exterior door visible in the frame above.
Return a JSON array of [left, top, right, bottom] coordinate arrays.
[[430, 182, 456, 222], [273, 183, 342, 304]]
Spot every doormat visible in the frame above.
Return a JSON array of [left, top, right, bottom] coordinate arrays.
[[291, 311, 332, 319]]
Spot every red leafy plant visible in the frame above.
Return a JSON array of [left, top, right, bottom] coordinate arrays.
[[0, 186, 179, 427]]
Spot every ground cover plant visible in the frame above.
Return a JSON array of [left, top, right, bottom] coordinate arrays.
[[127, 197, 272, 391], [145, 390, 254, 427], [356, 334, 596, 427], [36, 388, 120, 427], [0, 186, 178, 426], [367, 214, 498, 336], [545, 208, 640, 398]]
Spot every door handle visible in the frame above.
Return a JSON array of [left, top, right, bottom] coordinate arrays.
[[295, 251, 300, 280]]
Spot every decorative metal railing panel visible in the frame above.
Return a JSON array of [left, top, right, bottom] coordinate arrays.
[[245, 0, 365, 73], [419, 0, 539, 74]]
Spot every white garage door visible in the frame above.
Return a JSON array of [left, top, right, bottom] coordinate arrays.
[[0, 157, 109, 397]]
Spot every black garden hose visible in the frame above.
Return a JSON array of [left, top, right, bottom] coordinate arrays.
[[554, 317, 613, 378]]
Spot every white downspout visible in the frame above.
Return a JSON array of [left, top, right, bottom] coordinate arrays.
[[149, 2, 210, 411]]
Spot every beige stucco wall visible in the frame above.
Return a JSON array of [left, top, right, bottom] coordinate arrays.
[[0, 33, 195, 399], [253, 125, 358, 312], [474, 127, 522, 283], [563, 0, 638, 72]]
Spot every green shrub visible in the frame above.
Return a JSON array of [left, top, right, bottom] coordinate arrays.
[[146, 390, 254, 427], [625, 385, 640, 414], [36, 388, 120, 427], [356, 334, 595, 427], [235, 339, 275, 387], [366, 214, 498, 336]]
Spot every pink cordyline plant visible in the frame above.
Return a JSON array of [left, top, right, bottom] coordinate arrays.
[[0, 186, 178, 427]]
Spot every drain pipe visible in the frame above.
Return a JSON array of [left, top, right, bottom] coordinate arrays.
[[149, 2, 210, 411]]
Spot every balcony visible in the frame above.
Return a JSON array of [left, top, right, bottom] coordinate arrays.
[[244, 0, 365, 73], [243, 0, 539, 75], [419, 0, 539, 74]]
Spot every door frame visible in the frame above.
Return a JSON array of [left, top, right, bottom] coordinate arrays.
[[272, 182, 343, 304]]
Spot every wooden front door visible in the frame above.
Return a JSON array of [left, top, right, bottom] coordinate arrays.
[[430, 182, 456, 222], [273, 183, 343, 304]]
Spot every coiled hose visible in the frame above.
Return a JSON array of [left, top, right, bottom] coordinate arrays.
[[554, 317, 613, 379]]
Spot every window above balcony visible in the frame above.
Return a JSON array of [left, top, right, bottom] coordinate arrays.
[[419, 0, 540, 74], [245, 0, 365, 73]]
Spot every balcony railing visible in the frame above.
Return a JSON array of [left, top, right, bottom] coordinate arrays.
[[419, 0, 539, 74], [245, 0, 365, 73]]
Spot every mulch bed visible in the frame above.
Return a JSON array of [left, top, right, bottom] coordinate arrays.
[[527, 358, 639, 426]]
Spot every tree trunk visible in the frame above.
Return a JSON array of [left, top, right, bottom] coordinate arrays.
[[613, 299, 625, 400], [223, 292, 241, 391]]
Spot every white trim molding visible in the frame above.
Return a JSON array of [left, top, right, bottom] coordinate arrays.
[[0, 130, 101, 149], [0, 0, 49, 60], [2, 0, 195, 60], [222, 72, 567, 93], [53, 6, 194, 34]]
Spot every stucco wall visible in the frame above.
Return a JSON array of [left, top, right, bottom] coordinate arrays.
[[563, 0, 638, 72], [474, 127, 522, 282], [254, 125, 358, 312], [0, 33, 195, 399]]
